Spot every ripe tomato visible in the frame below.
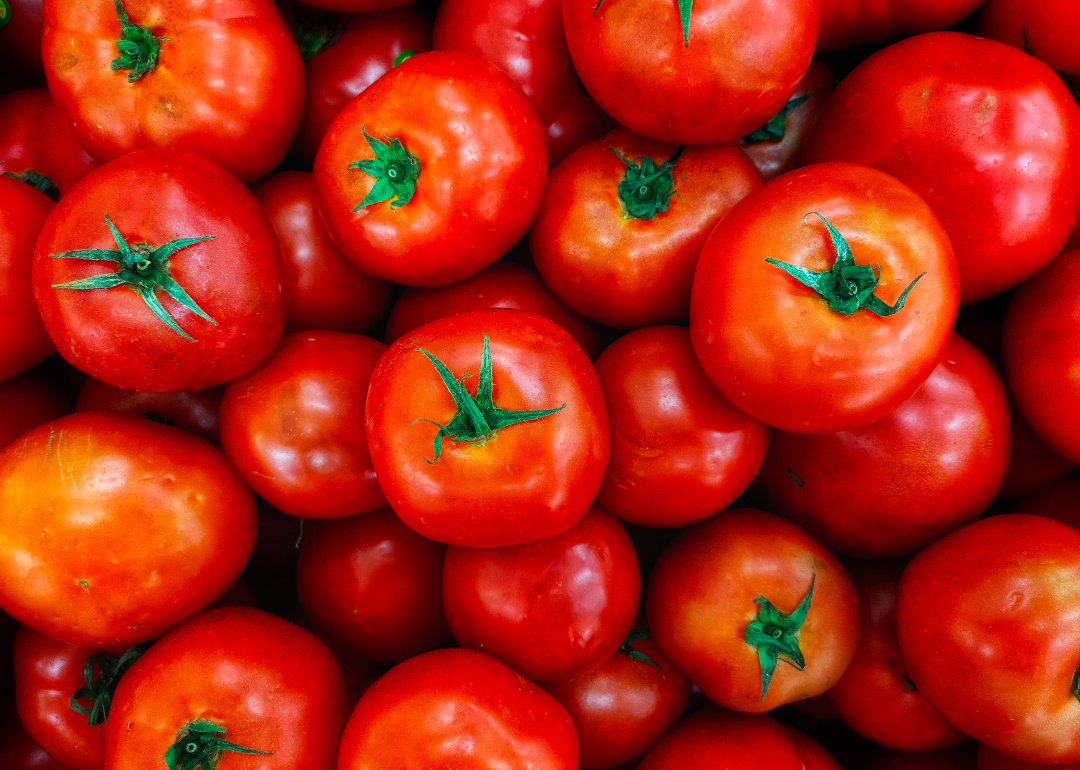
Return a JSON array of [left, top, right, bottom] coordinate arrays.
[[530, 127, 763, 329], [786, 727, 844, 770], [0, 370, 70, 451], [300, 0, 410, 12], [979, 743, 1080, 770], [32, 149, 287, 393], [314, 51, 548, 287], [0, 719, 69, 770], [0, 0, 43, 71], [977, 0, 1080, 78], [690, 162, 958, 434], [75, 377, 224, 444], [366, 308, 608, 547], [0, 411, 256, 646], [42, 0, 304, 183], [816, 0, 983, 51]]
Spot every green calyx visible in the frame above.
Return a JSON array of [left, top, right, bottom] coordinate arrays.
[[393, 49, 416, 67], [412, 334, 566, 464], [4, 169, 59, 201], [111, 0, 167, 82], [744, 575, 814, 702], [49, 213, 218, 342], [742, 92, 814, 143], [348, 125, 421, 212], [1071, 663, 1080, 704], [292, 14, 345, 61], [595, 0, 694, 47], [611, 145, 684, 220], [765, 212, 925, 317], [69, 642, 150, 726], [618, 630, 664, 674], [165, 719, 271, 770]]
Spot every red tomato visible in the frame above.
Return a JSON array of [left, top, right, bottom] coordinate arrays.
[[690, 162, 958, 434], [978, 0, 1080, 78], [0, 0, 43, 71], [0, 411, 257, 646], [594, 326, 769, 528], [75, 377, 224, 444], [32, 149, 287, 393], [302, 0, 410, 12], [42, 0, 304, 183], [646, 509, 861, 712], [0, 370, 70, 450], [869, 745, 978, 770], [106, 607, 349, 770], [366, 308, 609, 547], [785, 727, 843, 770], [804, 32, 1080, 304], [338, 648, 579, 770], [999, 405, 1079, 499], [296, 507, 450, 662], [979, 742, 1080, 770], [897, 515, 1080, 763], [816, 0, 983, 51], [0, 719, 69, 770], [530, 127, 763, 329], [314, 50, 548, 287]]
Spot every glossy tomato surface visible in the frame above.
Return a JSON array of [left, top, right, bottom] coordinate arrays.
[[977, 0, 1080, 77], [978, 742, 1080, 770], [816, 0, 982, 51]]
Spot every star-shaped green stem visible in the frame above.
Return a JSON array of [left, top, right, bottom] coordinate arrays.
[[4, 169, 59, 201], [618, 630, 664, 674], [744, 575, 815, 702], [412, 334, 566, 464], [765, 212, 925, 317], [69, 642, 150, 726], [595, 0, 694, 47], [611, 145, 684, 220], [348, 125, 421, 211], [742, 91, 814, 143], [49, 214, 217, 342], [165, 719, 271, 770], [110, 0, 167, 82]]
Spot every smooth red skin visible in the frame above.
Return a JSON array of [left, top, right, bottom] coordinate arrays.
[[530, 127, 764, 329], [754, 332, 1010, 558], [296, 507, 450, 662], [1011, 479, 1080, 528], [816, 0, 982, 51], [292, 6, 432, 165], [338, 648, 580, 770], [0, 370, 70, 450], [107, 607, 348, 770], [542, 634, 690, 769], [736, 59, 836, 183], [75, 378, 223, 444], [0, 720, 70, 770], [386, 260, 601, 360], [314, 51, 548, 287], [979, 742, 1080, 770], [978, 0, 1080, 77], [443, 506, 639, 682], [220, 331, 387, 519], [828, 563, 967, 751], [0, 0, 43, 71], [784, 727, 843, 770], [0, 411, 257, 646], [0, 176, 54, 382], [32, 149, 287, 394], [594, 326, 769, 529], [896, 515, 1080, 763], [869, 745, 978, 770], [690, 162, 959, 435], [302, 0, 410, 12], [433, 0, 615, 167], [804, 32, 1080, 305], [42, 0, 304, 183], [0, 90, 99, 197], [367, 308, 609, 547], [1067, 215, 1080, 252]]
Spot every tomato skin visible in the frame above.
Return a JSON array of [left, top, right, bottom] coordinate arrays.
[[314, 50, 548, 287], [896, 515, 1080, 763], [646, 509, 861, 712], [0, 719, 69, 770], [106, 607, 349, 770], [804, 32, 1080, 305], [0, 90, 99, 198], [816, 0, 982, 51], [443, 506, 639, 682], [0, 0, 43, 71], [978, 742, 1080, 769], [338, 647, 579, 770], [594, 326, 769, 528], [0, 371, 70, 451], [977, 0, 1080, 78], [530, 127, 763, 329], [0, 411, 257, 647], [690, 162, 958, 434], [302, 0, 410, 13], [785, 727, 843, 770], [75, 378, 223, 444]]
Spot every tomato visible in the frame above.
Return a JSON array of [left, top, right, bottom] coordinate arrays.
[[314, 50, 548, 287], [0, 0, 43, 71], [338, 647, 579, 770], [530, 127, 763, 329], [978, 0, 1080, 78], [443, 506, 639, 681], [0, 370, 70, 451], [594, 326, 769, 528], [75, 377, 224, 444], [291, 4, 432, 165], [366, 308, 608, 547], [32, 148, 287, 394], [1011, 479, 1080, 526], [979, 743, 1080, 770], [785, 727, 844, 770], [999, 404, 1079, 499], [646, 509, 861, 712], [300, 0, 410, 13], [0, 411, 256, 646], [0, 89, 99, 200], [868, 745, 978, 770], [805, 32, 1080, 305], [296, 507, 450, 662], [42, 0, 304, 183], [753, 332, 1010, 558], [816, 0, 983, 51], [0, 719, 69, 770], [106, 606, 349, 770], [563, 0, 817, 146], [897, 514, 1080, 763], [690, 162, 958, 434]]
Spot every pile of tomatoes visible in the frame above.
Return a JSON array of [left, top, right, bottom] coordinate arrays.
[[2, 0, 1080, 768]]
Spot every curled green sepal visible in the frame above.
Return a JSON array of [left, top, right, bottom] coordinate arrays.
[[618, 629, 664, 674], [50, 214, 217, 342], [69, 641, 150, 726], [765, 212, 926, 317], [744, 574, 815, 702], [611, 145, 684, 220], [348, 125, 421, 211], [3, 169, 59, 201], [1071, 663, 1080, 704], [110, 0, 168, 82], [411, 334, 566, 464], [292, 14, 345, 61], [595, 0, 693, 47], [165, 719, 272, 770], [742, 91, 814, 143], [393, 49, 416, 67]]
